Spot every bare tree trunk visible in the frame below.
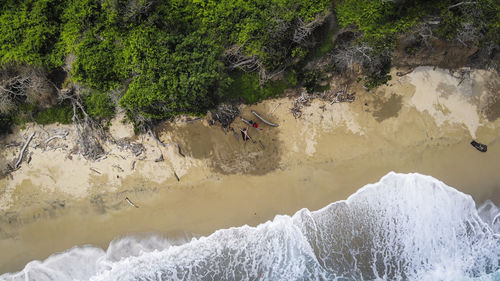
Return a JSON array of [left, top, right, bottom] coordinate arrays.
[[14, 132, 35, 169]]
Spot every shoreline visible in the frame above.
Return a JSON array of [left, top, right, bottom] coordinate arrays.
[[1, 66, 500, 273]]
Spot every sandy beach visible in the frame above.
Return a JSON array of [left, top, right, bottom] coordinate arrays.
[[1, 66, 499, 274]]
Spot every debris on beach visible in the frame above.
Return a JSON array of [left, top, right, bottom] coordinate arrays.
[[240, 116, 262, 131], [176, 143, 185, 158], [154, 154, 164, 162], [290, 84, 356, 118], [125, 197, 139, 208], [471, 140, 487, 152], [44, 130, 69, 145], [230, 127, 240, 141], [90, 167, 101, 174], [210, 103, 240, 128], [251, 110, 279, 127], [13, 132, 36, 170], [112, 164, 124, 172], [291, 92, 312, 118], [323, 84, 355, 104], [173, 171, 180, 182], [116, 138, 145, 156], [258, 140, 265, 150]]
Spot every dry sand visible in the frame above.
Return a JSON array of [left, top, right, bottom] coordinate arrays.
[[0, 66, 499, 273]]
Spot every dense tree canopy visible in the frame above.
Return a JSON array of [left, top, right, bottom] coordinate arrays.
[[0, 0, 498, 129], [1, 0, 333, 122]]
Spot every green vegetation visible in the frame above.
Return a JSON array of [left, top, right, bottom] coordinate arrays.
[[34, 103, 73, 125], [302, 70, 330, 93], [336, 0, 421, 46], [334, 0, 499, 88], [0, 0, 499, 132], [335, 0, 499, 49], [0, 0, 66, 68], [0, 0, 333, 128], [223, 72, 287, 104], [83, 92, 115, 120], [12, 103, 37, 126]]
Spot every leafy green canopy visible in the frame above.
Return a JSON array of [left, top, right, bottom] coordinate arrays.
[[335, 0, 423, 48], [120, 27, 227, 118], [335, 0, 500, 47], [0, 0, 66, 68], [0, 0, 332, 120], [197, 0, 331, 69]]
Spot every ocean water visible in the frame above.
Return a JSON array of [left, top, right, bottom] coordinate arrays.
[[2, 172, 499, 281]]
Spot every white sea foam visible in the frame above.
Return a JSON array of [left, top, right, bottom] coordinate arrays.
[[2, 173, 499, 281]]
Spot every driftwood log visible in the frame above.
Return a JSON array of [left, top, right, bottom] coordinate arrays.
[[90, 167, 101, 174], [125, 197, 139, 208], [251, 110, 279, 127], [14, 132, 35, 170], [173, 171, 180, 182], [258, 140, 265, 150], [269, 102, 282, 116], [45, 131, 69, 144]]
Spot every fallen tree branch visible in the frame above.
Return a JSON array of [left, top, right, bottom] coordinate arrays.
[[125, 197, 139, 208], [14, 132, 35, 169], [252, 110, 279, 127], [5, 142, 21, 147], [258, 140, 265, 150], [448, 1, 476, 9], [269, 102, 282, 116], [112, 164, 124, 172], [176, 144, 185, 158], [90, 167, 101, 174], [45, 131, 69, 144], [148, 129, 166, 147], [173, 171, 180, 182]]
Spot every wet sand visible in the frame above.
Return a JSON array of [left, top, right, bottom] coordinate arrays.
[[1, 67, 499, 273]]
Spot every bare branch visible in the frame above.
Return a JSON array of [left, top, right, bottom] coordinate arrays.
[[448, 1, 477, 9], [14, 132, 35, 170]]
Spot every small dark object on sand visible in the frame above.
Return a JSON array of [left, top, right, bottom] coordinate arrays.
[[471, 140, 487, 152], [125, 197, 139, 208], [230, 127, 240, 141], [177, 144, 185, 157], [258, 140, 265, 150], [155, 154, 164, 162]]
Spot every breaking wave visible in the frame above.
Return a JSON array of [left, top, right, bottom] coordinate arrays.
[[2, 172, 499, 281]]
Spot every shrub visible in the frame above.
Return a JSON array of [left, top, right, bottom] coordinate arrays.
[[34, 103, 73, 124], [83, 91, 115, 120], [223, 72, 287, 104]]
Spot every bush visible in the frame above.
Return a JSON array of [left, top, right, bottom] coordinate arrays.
[[72, 33, 128, 91], [83, 91, 115, 120], [1, 0, 337, 123], [0, 0, 66, 69], [223, 72, 287, 104], [34, 103, 73, 125]]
